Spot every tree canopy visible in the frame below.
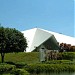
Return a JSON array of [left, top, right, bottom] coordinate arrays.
[[0, 27, 27, 62]]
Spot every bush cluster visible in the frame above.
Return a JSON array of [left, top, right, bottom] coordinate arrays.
[[0, 63, 15, 74], [0, 63, 30, 75], [25, 63, 75, 73], [0, 52, 75, 75], [45, 60, 74, 64], [6, 62, 28, 68], [45, 51, 75, 61], [11, 69, 30, 75], [55, 52, 75, 60], [62, 52, 75, 60]]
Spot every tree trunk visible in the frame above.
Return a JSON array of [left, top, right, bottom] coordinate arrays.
[[1, 52, 5, 63]]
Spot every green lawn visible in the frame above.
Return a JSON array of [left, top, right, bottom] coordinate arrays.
[[0, 52, 40, 64], [0, 52, 75, 75], [0, 52, 75, 64]]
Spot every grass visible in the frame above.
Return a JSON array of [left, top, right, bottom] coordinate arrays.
[[0, 52, 39, 64], [0, 52, 75, 64], [0, 52, 75, 74], [0, 52, 39, 75]]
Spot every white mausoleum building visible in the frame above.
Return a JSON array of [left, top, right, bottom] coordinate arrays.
[[22, 28, 75, 52]]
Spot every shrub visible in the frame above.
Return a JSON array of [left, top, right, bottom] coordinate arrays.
[[11, 69, 30, 75], [0, 63, 15, 74], [45, 60, 73, 64], [62, 52, 75, 60], [6, 61, 28, 68], [14, 62, 28, 68], [25, 63, 75, 73]]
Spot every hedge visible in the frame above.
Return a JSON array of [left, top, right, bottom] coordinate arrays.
[[0, 63, 15, 74], [25, 64, 75, 73], [45, 60, 75, 64], [6, 62, 28, 68], [62, 52, 75, 60], [0, 63, 30, 75], [0, 69, 30, 75], [11, 69, 30, 75]]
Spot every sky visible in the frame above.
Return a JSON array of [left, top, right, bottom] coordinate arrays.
[[0, 0, 74, 37]]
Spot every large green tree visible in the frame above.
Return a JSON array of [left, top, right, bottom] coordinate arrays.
[[0, 27, 27, 63]]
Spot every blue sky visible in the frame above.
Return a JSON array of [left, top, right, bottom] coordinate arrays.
[[0, 0, 74, 37]]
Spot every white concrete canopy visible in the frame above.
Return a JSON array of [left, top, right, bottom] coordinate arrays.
[[22, 28, 75, 52]]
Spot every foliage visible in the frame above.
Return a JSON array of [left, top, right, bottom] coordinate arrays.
[[0, 52, 75, 74], [11, 69, 30, 75], [45, 51, 75, 61], [51, 52, 75, 60], [0, 52, 74, 64], [0, 27, 27, 62], [45, 60, 74, 64], [25, 63, 75, 73], [62, 52, 75, 60], [0, 63, 30, 75], [59, 43, 75, 52], [6, 61, 28, 68], [0, 27, 27, 53], [0, 63, 15, 74]]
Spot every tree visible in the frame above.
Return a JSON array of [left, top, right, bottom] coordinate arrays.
[[0, 27, 27, 63], [0, 27, 6, 63]]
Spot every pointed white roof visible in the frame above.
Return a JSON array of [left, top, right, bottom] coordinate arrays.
[[22, 28, 37, 52], [22, 28, 75, 52], [41, 28, 75, 45]]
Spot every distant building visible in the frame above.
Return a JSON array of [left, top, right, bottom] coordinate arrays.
[[22, 28, 75, 52]]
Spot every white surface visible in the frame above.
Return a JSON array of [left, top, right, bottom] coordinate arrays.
[[22, 28, 75, 52], [42, 29, 75, 45], [22, 28, 54, 52], [22, 28, 37, 52]]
